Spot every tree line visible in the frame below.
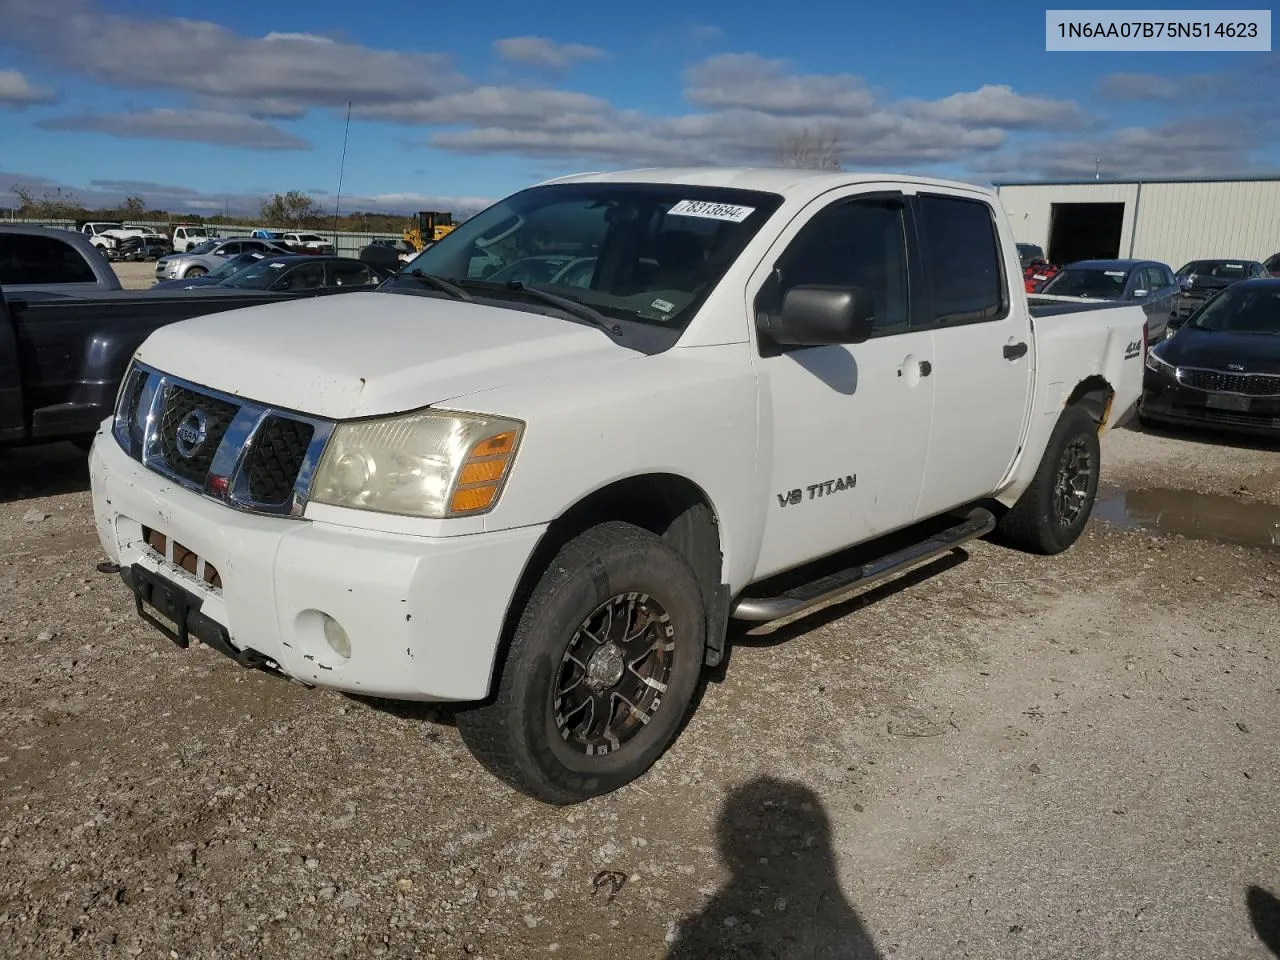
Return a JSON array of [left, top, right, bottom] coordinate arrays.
[[7, 135, 842, 232], [6, 184, 435, 234]]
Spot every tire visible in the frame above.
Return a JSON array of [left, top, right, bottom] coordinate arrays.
[[456, 521, 706, 804], [184, 266, 207, 278], [995, 404, 1101, 555]]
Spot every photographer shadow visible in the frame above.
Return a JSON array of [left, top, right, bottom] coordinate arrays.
[[665, 776, 883, 959]]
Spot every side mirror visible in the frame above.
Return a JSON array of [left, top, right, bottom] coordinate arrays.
[[759, 285, 876, 346]]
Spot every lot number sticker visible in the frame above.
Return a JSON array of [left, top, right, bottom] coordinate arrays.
[[667, 200, 755, 222]]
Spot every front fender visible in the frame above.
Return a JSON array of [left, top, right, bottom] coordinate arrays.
[[458, 343, 765, 594]]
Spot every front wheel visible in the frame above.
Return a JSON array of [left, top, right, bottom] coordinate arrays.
[[183, 266, 207, 278], [995, 404, 1101, 555], [456, 521, 706, 804]]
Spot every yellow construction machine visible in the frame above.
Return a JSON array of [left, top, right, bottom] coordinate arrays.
[[403, 211, 456, 252]]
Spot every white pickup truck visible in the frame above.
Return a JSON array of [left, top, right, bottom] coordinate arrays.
[[89, 168, 1147, 803]]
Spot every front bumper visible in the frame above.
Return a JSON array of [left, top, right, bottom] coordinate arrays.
[[89, 426, 547, 701], [1140, 374, 1280, 436]]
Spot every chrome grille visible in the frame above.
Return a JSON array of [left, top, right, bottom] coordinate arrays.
[[241, 416, 316, 506], [112, 362, 335, 518], [157, 384, 239, 484], [1176, 367, 1280, 398]]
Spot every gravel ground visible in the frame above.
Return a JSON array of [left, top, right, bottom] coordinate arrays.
[[2, 421, 1279, 960], [112, 261, 157, 291]]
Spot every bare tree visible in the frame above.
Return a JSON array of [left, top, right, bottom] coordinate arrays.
[[260, 190, 321, 228], [775, 129, 843, 171]]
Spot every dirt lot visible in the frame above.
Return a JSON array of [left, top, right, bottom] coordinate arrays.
[[2, 420, 1279, 960], [113, 261, 156, 291]]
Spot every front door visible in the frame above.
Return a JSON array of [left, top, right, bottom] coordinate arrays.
[[750, 188, 936, 579], [913, 191, 1035, 518]]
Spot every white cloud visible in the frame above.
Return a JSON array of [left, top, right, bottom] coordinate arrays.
[[492, 36, 606, 73], [974, 117, 1275, 180], [37, 109, 310, 150], [684, 53, 876, 116], [0, 0, 466, 109], [905, 84, 1091, 131], [0, 68, 55, 107], [356, 86, 615, 131]]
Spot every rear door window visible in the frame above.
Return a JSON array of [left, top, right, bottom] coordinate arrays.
[[329, 261, 374, 287], [0, 234, 98, 285], [915, 194, 1007, 325]]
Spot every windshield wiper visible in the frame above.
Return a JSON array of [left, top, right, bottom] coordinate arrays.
[[502, 281, 623, 337], [399, 269, 472, 301]]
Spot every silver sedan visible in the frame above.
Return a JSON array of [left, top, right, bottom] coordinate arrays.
[[154, 237, 292, 280]]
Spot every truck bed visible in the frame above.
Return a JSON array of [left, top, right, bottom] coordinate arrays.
[[1027, 295, 1125, 319], [0, 287, 331, 445]]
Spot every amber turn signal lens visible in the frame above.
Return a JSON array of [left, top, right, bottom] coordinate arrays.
[[448, 429, 520, 515], [457, 458, 506, 485], [450, 483, 499, 513], [473, 431, 516, 456]]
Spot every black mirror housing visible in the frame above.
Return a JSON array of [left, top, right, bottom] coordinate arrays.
[[760, 285, 876, 346]]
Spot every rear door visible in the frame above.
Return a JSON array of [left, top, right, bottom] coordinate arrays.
[[913, 191, 1034, 519], [1135, 265, 1174, 339]]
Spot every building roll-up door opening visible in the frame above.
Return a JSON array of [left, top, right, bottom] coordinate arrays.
[[1047, 202, 1124, 264]]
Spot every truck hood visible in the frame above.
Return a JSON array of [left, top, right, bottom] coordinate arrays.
[[134, 290, 640, 419]]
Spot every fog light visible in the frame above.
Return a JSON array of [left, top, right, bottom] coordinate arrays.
[[322, 615, 351, 660]]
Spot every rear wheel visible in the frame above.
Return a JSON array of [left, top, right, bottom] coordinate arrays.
[[456, 521, 706, 804], [996, 404, 1101, 555]]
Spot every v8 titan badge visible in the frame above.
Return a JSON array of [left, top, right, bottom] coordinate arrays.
[[776, 475, 856, 507]]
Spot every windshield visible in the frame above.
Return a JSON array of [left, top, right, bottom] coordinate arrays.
[[1177, 260, 1248, 279], [394, 182, 783, 333], [1189, 285, 1280, 334], [1039, 266, 1130, 298], [183, 239, 218, 256]]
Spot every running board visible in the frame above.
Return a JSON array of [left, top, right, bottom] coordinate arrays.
[[731, 507, 997, 623]]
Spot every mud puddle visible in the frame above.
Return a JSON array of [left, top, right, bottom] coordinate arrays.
[[1092, 486, 1280, 549]]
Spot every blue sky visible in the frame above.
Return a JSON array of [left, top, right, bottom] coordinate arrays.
[[0, 0, 1276, 216]]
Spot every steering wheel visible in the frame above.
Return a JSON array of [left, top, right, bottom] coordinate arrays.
[[474, 215, 526, 249]]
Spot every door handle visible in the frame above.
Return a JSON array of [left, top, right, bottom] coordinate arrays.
[[1003, 342, 1028, 361]]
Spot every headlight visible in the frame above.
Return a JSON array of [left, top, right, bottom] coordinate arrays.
[[1145, 347, 1175, 374], [310, 408, 524, 518]]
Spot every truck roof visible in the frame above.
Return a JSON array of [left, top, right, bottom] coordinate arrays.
[[536, 166, 998, 203]]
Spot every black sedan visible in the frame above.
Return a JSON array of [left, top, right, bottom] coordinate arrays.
[[206, 255, 393, 293], [1172, 258, 1270, 322], [151, 251, 270, 289], [1035, 258, 1179, 341], [1139, 278, 1280, 437]]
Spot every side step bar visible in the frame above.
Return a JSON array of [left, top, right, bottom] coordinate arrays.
[[731, 507, 997, 623]]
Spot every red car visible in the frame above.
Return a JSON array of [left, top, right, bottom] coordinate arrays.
[[1024, 260, 1061, 293]]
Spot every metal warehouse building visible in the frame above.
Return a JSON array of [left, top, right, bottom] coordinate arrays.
[[993, 176, 1280, 270]]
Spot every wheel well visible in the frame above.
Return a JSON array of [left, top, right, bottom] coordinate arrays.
[[487, 476, 728, 699], [1065, 375, 1114, 429]]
